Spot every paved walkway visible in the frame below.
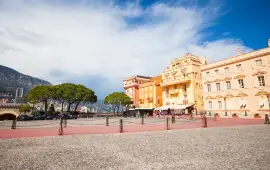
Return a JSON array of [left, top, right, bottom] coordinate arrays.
[[0, 117, 265, 139]]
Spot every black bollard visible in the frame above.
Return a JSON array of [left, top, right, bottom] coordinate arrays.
[[59, 118, 63, 135], [213, 114, 217, 121], [264, 114, 269, 124], [141, 115, 144, 125], [106, 116, 109, 126], [209, 111, 211, 116], [166, 117, 169, 130], [244, 111, 248, 116], [11, 119, 16, 129], [202, 115, 207, 128], [119, 119, 123, 133]]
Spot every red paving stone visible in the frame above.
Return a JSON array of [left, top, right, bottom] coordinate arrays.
[[0, 117, 264, 139]]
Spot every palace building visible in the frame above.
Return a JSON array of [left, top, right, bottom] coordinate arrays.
[[123, 75, 152, 108], [201, 40, 270, 117], [138, 75, 163, 109], [156, 53, 206, 111]]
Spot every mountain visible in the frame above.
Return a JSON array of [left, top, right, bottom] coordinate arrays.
[[0, 65, 52, 95]]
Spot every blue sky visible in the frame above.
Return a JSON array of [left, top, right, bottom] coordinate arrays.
[[0, 0, 269, 99]]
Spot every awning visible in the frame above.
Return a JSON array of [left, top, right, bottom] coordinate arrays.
[[154, 104, 193, 110]]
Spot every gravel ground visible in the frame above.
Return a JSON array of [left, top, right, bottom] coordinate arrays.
[[1, 124, 269, 170]]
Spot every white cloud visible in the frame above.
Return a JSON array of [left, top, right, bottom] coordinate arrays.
[[0, 0, 252, 97]]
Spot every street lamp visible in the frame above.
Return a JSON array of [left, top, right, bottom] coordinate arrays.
[[224, 97, 227, 116]]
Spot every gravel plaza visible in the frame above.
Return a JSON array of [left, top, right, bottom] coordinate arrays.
[[1, 124, 270, 170]]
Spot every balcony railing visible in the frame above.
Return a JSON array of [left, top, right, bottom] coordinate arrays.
[[161, 77, 191, 86], [169, 89, 179, 94]]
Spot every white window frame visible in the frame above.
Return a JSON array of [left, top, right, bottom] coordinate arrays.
[[224, 67, 229, 73], [208, 101, 212, 109], [226, 81, 231, 90], [236, 64, 242, 71], [216, 83, 221, 91], [218, 101, 222, 109], [207, 84, 211, 92], [255, 59, 262, 66]]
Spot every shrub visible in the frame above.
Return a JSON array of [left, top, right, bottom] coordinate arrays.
[[254, 113, 260, 117], [31, 110, 40, 116], [232, 113, 237, 116]]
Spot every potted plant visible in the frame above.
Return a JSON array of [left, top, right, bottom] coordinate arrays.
[[254, 113, 261, 118], [232, 113, 238, 118]]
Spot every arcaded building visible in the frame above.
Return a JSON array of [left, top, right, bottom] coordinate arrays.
[[201, 40, 270, 117]]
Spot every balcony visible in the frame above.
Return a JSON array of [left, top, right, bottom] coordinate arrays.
[[123, 82, 139, 88], [161, 77, 191, 87], [169, 89, 179, 95]]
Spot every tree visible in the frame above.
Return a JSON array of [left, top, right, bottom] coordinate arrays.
[[52, 84, 67, 112], [104, 92, 131, 115], [19, 104, 32, 115], [26, 85, 53, 114], [73, 84, 97, 112]]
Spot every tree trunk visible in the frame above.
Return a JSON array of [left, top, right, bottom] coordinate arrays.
[[61, 101, 64, 112], [74, 102, 80, 113], [68, 103, 71, 112], [44, 101, 48, 114]]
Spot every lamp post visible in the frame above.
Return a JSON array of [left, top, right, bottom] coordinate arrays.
[[224, 97, 227, 116]]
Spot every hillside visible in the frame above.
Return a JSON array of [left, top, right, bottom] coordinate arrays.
[[0, 65, 52, 95]]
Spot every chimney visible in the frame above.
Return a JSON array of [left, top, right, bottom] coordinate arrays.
[[237, 48, 241, 55], [268, 39, 270, 47]]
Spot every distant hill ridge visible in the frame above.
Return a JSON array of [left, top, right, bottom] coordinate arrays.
[[0, 65, 51, 95]]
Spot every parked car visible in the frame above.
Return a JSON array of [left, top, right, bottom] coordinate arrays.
[[17, 115, 34, 121], [57, 112, 77, 119], [33, 114, 55, 120]]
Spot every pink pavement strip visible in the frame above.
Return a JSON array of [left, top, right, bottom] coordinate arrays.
[[0, 118, 265, 139]]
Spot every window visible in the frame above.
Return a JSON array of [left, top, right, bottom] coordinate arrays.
[[207, 84, 211, 92], [255, 59, 262, 66], [206, 72, 209, 76], [218, 101, 222, 109], [215, 69, 219, 75], [208, 101, 212, 109], [183, 84, 187, 92], [238, 79, 244, 88], [258, 76, 265, 86], [236, 64, 242, 71], [224, 67, 229, 73], [216, 83, 220, 91], [226, 81, 231, 90]]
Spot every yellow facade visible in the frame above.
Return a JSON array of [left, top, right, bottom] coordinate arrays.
[[160, 53, 206, 111], [138, 75, 163, 109]]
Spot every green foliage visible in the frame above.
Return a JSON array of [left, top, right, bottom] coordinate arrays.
[[31, 110, 40, 116], [19, 104, 32, 114], [26, 83, 97, 113], [104, 92, 131, 112]]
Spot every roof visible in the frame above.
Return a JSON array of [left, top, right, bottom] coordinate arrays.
[[123, 75, 152, 81]]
